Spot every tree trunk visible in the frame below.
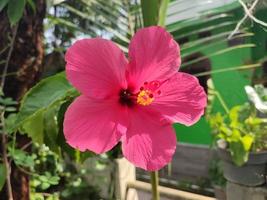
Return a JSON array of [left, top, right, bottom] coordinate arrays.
[[0, 1, 46, 199]]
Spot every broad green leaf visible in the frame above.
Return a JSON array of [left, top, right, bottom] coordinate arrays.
[[219, 126, 231, 136], [141, 0, 159, 27], [241, 135, 254, 151], [10, 149, 35, 168], [0, 163, 6, 192], [40, 182, 50, 190], [22, 111, 44, 144], [158, 0, 169, 26], [15, 72, 76, 130], [14, 72, 77, 146], [229, 141, 248, 166], [229, 106, 240, 128], [0, 0, 9, 12], [7, 0, 25, 26], [30, 193, 44, 200], [245, 117, 262, 126], [209, 113, 225, 131], [44, 106, 60, 153], [5, 113, 17, 134], [229, 129, 241, 142], [48, 176, 60, 185]]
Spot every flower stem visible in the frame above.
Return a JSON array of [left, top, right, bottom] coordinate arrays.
[[150, 171, 160, 200]]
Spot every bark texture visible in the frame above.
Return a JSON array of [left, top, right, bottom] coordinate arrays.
[[0, 1, 46, 199]]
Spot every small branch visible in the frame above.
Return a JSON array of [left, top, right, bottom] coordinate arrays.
[[150, 171, 160, 200], [238, 0, 267, 27], [20, 141, 32, 151], [17, 166, 33, 176], [228, 0, 259, 39], [1, 24, 18, 89], [0, 23, 18, 200], [0, 72, 18, 79], [1, 113, 13, 200]]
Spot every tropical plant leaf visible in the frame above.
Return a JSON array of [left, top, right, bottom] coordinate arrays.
[[0, 0, 9, 12], [14, 72, 78, 144], [158, 0, 169, 26], [7, 0, 25, 26], [229, 141, 248, 166], [141, 0, 159, 27], [22, 111, 44, 144]]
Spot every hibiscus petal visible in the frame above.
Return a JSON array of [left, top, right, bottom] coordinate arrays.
[[64, 95, 128, 153], [122, 108, 176, 171], [127, 26, 180, 89], [65, 38, 128, 98], [150, 72, 207, 126]]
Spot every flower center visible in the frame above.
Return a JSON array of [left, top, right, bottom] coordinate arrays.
[[136, 80, 161, 106], [119, 81, 162, 107], [119, 88, 134, 107], [137, 90, 154, 106]]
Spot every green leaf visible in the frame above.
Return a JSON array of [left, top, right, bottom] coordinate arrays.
[[241, 135, 254, 151], [158, 0, 169, 26], [7, 0, 25, 26], [43, 106, 60, 153], [0, 0, 9, 12], [0, 97, 17, 106], [10, 149, 34, 168], [22, 111, 44, 144], [40, 182, 50, 190], [0, 163, 6, 192], [48, 176, 60, 185], [141, 0, 159, 26], [26, 0, 35, 13], [229, 106, 240, 124], [30, 193, 44, 200], [228, 129, 241, 142], [5, 106, 17, 112], [56, 101, 76, 158], [5, 113, 17, 133], [14, 72, 78, 147], [229, 141, 248, 166], [245, 117, 262, 126], [14, 72, 76, 131]]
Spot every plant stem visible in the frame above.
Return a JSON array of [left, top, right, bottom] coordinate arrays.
[[158, 0, 169, 26], [140, 0, 159, 27], [0, 23, 18, 200], [1, 24, 18, 89], [1, 113, 13, 200], [150, 171, 160, 200]]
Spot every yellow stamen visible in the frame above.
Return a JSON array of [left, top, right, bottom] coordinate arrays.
[[137, 90, 154, 106]]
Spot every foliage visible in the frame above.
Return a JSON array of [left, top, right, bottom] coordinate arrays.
[[11, 72, 78, 151], [209, 159, 226, 187], [0, 0, 35, 26], [254, 84, 267, 101], [209, 103, 267, 166], [0, 88, 18, 191], [1, 0, 267, 198], [11, 143, 105, 200]]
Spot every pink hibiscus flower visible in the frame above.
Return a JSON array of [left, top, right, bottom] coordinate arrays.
[[64, 26, 207, 171]]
